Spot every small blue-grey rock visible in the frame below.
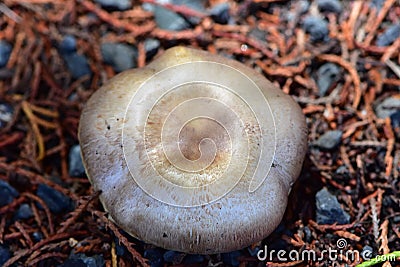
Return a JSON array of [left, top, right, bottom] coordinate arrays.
[[221, 250, 242, 267], [314, 130, 343, 150], [370, 0, 385, 10], [183, 254, 204, 264], [374, 97, 400, 119], [163, 250, 185, 264], [94, 0, 131, 11], [390, 110, 400, 138], [32, 231, 44, 242], [0, 102, 13, 128], [0, 40, 12, 68], [68, 253, 105, 267], [376, 24, 400, 47], [36, 184, 73, 214], [154, 5, 190, 31], [0, 180, 19, 207], [144, 248, 163, 267], [303, 16, 329, 43], [0, 245, 11, 266], [69, 145, 86, 177], [59, 35, 77, 54], [316, 63, 341, 96], [316, 188, 350, 225], [303, 226, 312, 242], [317, 0, 342, 13], [144, 39, 160, 59], [62, 53, 92, 79], [60, 259, 87, 267], [101, 43, 137, 72], [173, 0, 206, 25], [210, 3, 230, 24], [247, 246, 260, 257], [15, 203, 33, 220]]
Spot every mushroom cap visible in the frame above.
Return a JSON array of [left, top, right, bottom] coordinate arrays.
[[79, 47, 307, 254]]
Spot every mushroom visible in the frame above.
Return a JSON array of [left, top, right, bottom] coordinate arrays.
[[79, 46, 307, 254]]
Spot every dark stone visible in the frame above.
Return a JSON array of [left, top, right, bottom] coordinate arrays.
[[183, 254, 204, 264], [60, 259, 87, 267], [0, 180, 19, 207], [316, 188, 350, 225], [303, 16, 329, 43], [247, 246, 260, 257], [68, 253, 105, 267], [390, 110, 400, 139], [101, 43, 137, 72], [374, 97, 400, 119], [144, 248, 164, 267], [376, 24, 400, 47], [303, 226, 312, 243], [62, 53, 92, 79], [59, 35, 77, 54], [94, 0, 131, 11], [221, 250, 242, 267], [173, 0, 206, 25], [0, 40, 12, 68], [69, 145, 86, 177], [210, 3, 230, 24], [153, 5, 190, 31], [316, 63, 341, 96], [314, 130, 343, 150], [14, 203, 33, 220], [36, 184, 73, 214], [370, 0, 385, 10], [163, 250, 185, 264], [0, 102, 13, 128], [317, 0, 342, 13], [32, 231, 44, 242], [144, 39, 160, 60], [0, 245, 11, 266]]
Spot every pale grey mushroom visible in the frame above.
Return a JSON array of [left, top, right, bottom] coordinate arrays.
[[79, 47, 307, 254]]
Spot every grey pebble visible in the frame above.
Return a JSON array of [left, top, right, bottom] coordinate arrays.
[[316, 188, 350, 225], [94, 0, 131, 11], [374, 97, 400, 118], [62, 53, 92, 79], [0, 40, 12, 68], [316, 63, 341, 96], [221, 250, 242, 267], [36, 183, 73, 214], [376, 24, 400, 47], [14, 203, 33, 220], [0, 180, 19, 207], [303, 16, 329, 43], [317, 0, 342, 13], [0, 102, 13, 128], [69, 144, 86, 177], [314, 130, 343, 150], [210, 3, 230, 25], [0, 245, 11, 267], [144, 38, 161, 59], [59, 35, 77, 54], [101, 43, 137, 72], [163, 250, 185, 264], [154, 5, 190, 31]]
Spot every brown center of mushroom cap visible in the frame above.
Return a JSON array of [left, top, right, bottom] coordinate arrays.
[[145, 83, 242, 187]]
